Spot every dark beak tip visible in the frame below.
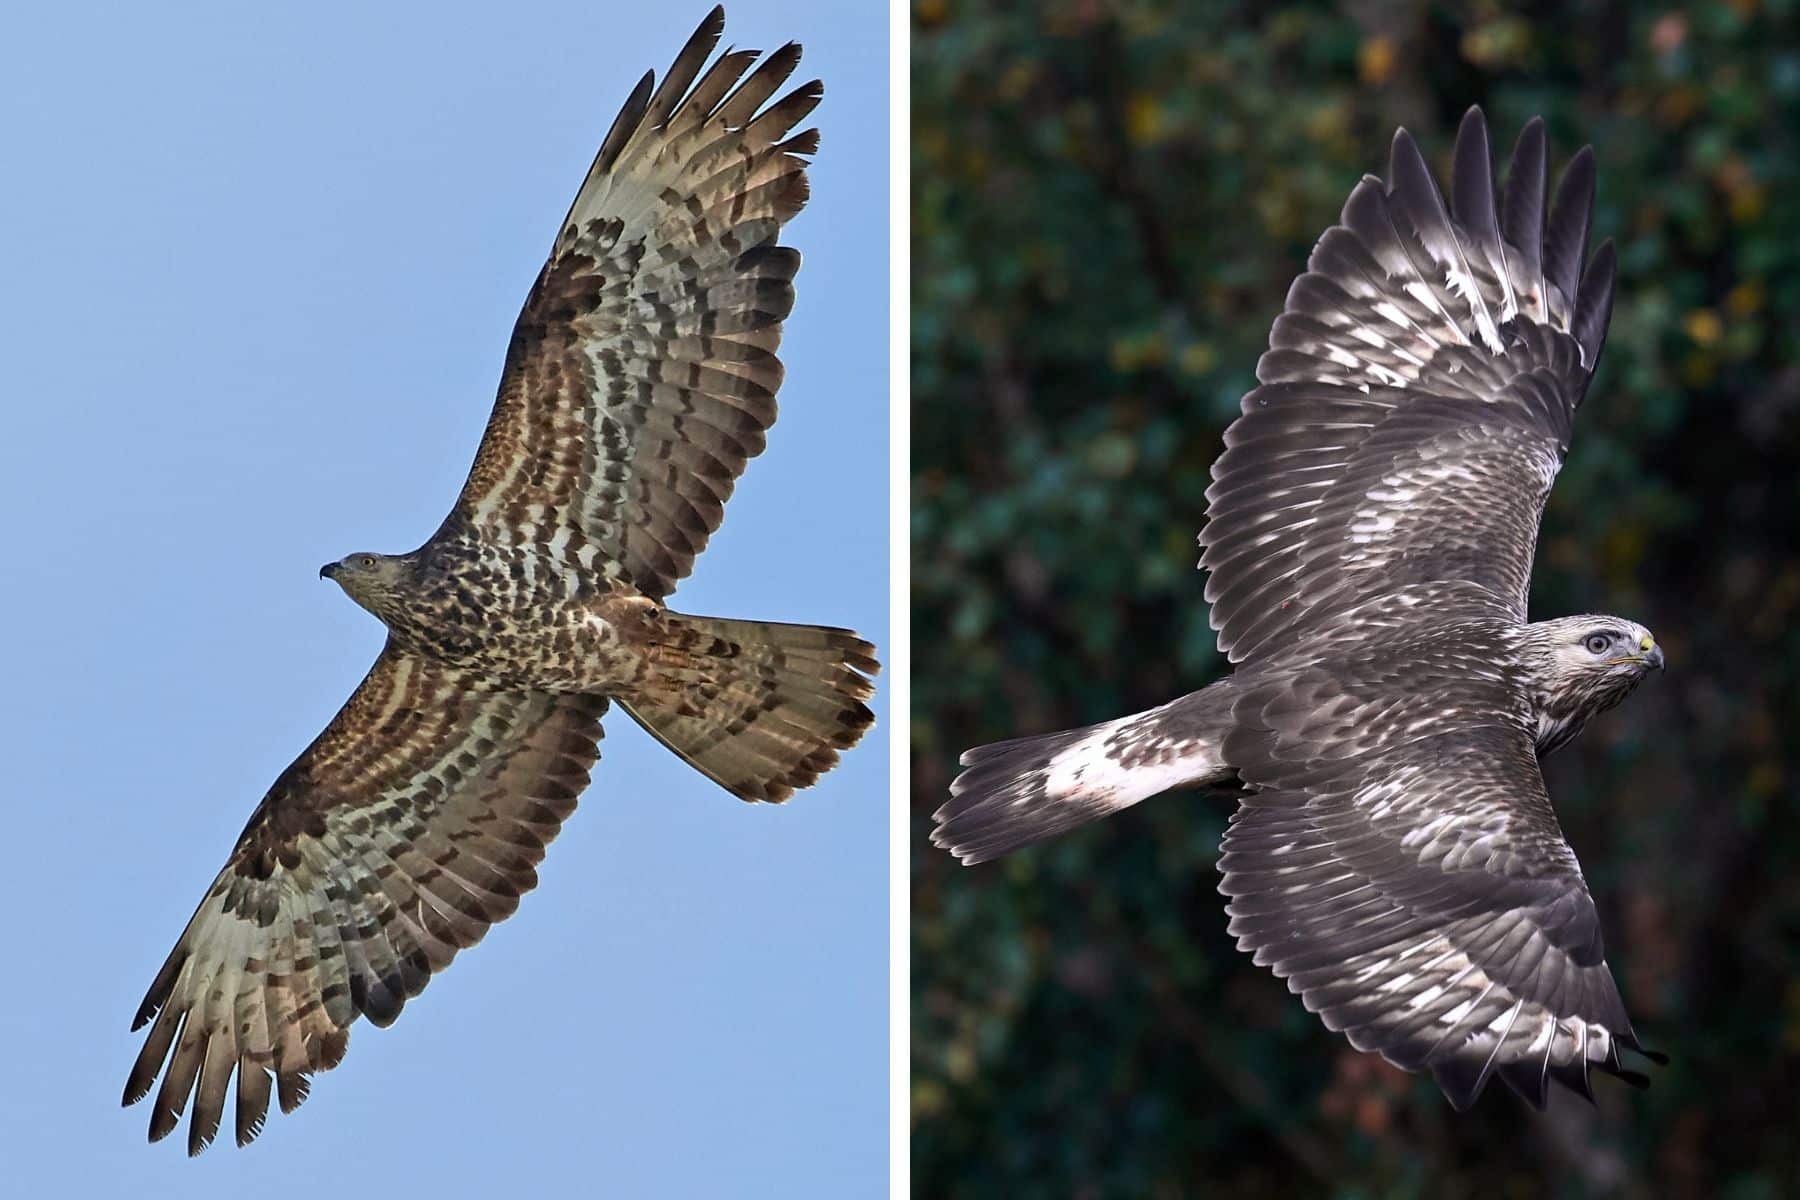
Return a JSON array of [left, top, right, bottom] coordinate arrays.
[[319, 563, 334, 580]]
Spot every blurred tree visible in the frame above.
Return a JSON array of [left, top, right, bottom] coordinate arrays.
[[912, 1, 1800, 1196]]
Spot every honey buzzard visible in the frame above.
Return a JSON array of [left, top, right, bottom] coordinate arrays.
[[126, 6, 877, 1153]]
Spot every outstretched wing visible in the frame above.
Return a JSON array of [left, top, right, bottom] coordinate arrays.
[[440, 6, 821, 599], [1200, 109, 1618, 665], [1218, 661, 1652, 1109], [124, 648, 606, 1153]]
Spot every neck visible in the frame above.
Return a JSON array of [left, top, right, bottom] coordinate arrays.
[[1533, 703, 1592, 757]]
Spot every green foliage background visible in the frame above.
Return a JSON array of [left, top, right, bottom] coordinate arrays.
[[911, 1, 1800, 1195]]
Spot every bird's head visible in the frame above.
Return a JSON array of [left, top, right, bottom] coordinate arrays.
[[320, 551, 410, 618], [1526, 614, 1664, 753]]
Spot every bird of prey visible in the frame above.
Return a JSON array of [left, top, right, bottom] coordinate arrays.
[[934, 109, 1665, 1110], [126, 7, 877, 1154]]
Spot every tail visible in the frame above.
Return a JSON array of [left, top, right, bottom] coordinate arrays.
[[620, 612, 879, 803], [933, 684, 1237, 865]]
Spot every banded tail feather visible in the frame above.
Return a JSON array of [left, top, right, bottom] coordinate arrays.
[[935, 685, 1237, 865], [619, 612, 878, 803]]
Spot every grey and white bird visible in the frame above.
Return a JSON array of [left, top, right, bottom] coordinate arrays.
[[934, 108, 1666, 1110]]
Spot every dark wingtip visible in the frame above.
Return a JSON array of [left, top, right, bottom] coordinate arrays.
[[1544, 144, 1598, 318], [1572, 237, 1617, 372], [1387, 126, 1426, 194], [1451, 106, 1500, 242], [1500, 117, 1549, 282], [1454, 107, 1487, 153], [1453, 105, 1489, 168]]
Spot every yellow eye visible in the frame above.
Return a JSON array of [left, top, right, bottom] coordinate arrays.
[[360, 555, 376, 569]]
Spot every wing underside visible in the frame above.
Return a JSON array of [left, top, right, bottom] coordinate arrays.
[[124, 648, 605, 1152], [444, 6, 825, 599], [1219, 674, 1653, 1109]]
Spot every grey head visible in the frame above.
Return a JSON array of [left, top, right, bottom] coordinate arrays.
[[1524, 614, 1665, 755], [319, 551, 412, 620]]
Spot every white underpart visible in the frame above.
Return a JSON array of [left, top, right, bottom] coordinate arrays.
[[1039, 713, 1220, 811]]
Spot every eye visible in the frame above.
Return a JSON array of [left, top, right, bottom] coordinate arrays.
[[360, 555, 376, 569], [1583, 633, 1612, 655]]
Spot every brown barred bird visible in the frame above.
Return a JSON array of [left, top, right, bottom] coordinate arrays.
[[934, 109, 1666, 1111], [125, 7, 877, 1154]]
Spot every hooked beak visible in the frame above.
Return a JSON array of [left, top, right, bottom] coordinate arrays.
[[1646, 643, 1665, 671], [319, 562, 338, 581]]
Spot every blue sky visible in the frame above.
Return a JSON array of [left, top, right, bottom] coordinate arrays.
[[0, 2, 887, 1194]]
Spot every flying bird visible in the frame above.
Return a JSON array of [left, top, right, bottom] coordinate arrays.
[[126, 7, 877, 1154], [934, 109, 1665, 1110]]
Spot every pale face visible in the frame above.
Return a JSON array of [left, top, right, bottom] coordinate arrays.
[[318, 552, 407, 614], [1546, 616, 1665, 682], [1526, 614, 1664, 756]]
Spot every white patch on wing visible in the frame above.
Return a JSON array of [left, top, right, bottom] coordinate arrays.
[[1409, 983, 1446, 1009], [1440, 997, 1477, 1025], [1440, 264, 1504, 353], [1401, 281, 1467, 343], [1401, 812, 1453, 849], [1366, 363, 1411, 388], [1372, 300, 1443, 352], [1349, 511, 1397, 542]]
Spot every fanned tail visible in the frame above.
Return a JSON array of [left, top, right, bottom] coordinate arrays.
[[621, 612, 878, 802]]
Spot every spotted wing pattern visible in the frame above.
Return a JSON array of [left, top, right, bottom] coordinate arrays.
[[1219, 649, 1649, 1108], [443, 5, 821, 599], [1200, 109, 1617, 666], [124, 648, 605, 1152]]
